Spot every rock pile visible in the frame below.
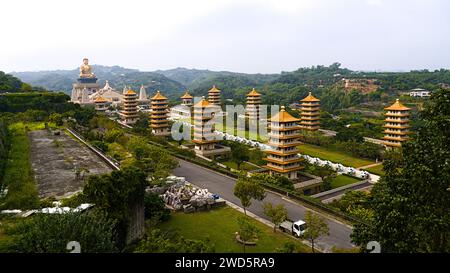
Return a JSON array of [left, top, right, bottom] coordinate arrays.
[[159, 177, 225, 213]]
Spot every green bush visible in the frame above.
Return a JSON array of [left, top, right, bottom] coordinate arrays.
[[7, 210, 118, 253]]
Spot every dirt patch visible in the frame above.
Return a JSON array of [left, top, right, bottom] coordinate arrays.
[[28, 129, 112, 199]]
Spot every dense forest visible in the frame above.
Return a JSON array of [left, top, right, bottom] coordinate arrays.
[[10, 63, 450, 113], [0, 72, 35, 93]]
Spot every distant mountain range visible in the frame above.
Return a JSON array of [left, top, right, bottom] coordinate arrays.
[[11, 65, 186, 98], [10, 64, 450, 103]]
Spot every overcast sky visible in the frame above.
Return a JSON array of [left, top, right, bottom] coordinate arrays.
[[1, 0, 449, 73]]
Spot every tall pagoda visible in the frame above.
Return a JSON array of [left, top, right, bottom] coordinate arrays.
[[264, 106, 304, 179], [207, 85, 221, 106], [246, 88, 262, 120], [150, 91, 170, 137], [94, 95, 108, 113], [382, 99, 411, 148], [121, 90, 139, 124], [299, 92, 320, 131], [180, 91, 194, 107], [191, 97, 231, 158]]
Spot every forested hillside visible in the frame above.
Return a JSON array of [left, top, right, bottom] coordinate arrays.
[[0, 71, 34, 93], [12, 66, 186, 97]]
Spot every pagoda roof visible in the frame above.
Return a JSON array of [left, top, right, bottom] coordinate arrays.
[[194, 98, 212, 108], [300, 92, 320, 102], [385, 99, 411, 111], [125, 89, 136, 95], [94, 96, 107, 103], [208, 85, 221, 93], [247, 88, 261, 97], [270, 106, 300, 122], [180, 91, 193, 99], [151, 90, 167, 100]]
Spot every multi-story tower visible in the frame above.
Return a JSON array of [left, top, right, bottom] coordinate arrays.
[[382, 99, 411, 148], [150, 91, 170, 137], [121, 90, 139, 124], [299, 92, 320, 131], [246, 88, 262, 120], [207, 85, 221, 106], [192, 97, 221, 158], [180, 91, 194, 107], [94, 96, 108, 113], [264, 106, 303, 180]]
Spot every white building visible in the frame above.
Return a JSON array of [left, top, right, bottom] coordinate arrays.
[[410, 88, 431, 97]]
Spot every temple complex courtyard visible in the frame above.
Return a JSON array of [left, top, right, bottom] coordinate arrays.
[[28, 129, 112, 199]]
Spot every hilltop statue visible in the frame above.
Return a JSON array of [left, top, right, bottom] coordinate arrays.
[[79, 58, 96, 78]]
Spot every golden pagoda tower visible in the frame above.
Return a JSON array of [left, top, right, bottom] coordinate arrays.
[[94, 95, 108, 113], [180, 90, 194, 107], [121, 90, 139, 124], [246, 88, 262, 120], [207, 85, 221, 106], [150, 91, 170, 137], [192, 97, 219, 157], [299, 92, 320, 131], [382, 99, 411, 148], [264, 106, 304, 179]]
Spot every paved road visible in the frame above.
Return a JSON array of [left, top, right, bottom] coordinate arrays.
[[173, 159, 355, 252]]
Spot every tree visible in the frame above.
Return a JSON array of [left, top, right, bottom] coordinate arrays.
[[263, 202, 288, 233], [237, 216, 260, 253], [10, 210, 118, 253], [135, 229, 215, 253], [49, 113, 63, 126], [233, 175, 266, 215], [302, 211, 329, 253], [351, 89, 450, 253], [83, 167, 147, 247], [144, 192, 170, 222], [230, 142, 250, 170]]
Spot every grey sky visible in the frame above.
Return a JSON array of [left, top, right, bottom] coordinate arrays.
[[1, 0, 449, 73]]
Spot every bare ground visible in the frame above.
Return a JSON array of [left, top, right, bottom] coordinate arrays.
[[28, 129, 112, 199]]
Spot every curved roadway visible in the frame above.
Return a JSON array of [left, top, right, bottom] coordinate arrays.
[[173, 159, 355, 252]]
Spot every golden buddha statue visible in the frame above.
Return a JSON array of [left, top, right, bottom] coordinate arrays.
[[79, 58, 96, 78]]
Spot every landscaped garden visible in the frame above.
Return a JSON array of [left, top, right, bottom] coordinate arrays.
[[329, 175, 361, 189], [158, 206, 311, 253], [298, 143, 375, 168]]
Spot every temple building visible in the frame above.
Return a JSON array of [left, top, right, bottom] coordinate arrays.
[[299, 92, 320, 131], [150, 91, 170, 137], [264, 106, 304, 180], [382, 99, 411, 148], [207, 85, 221, 106], [192, 97, 230, 158], [246, 88, 262, 120], [89, 80, 123, 106], [94, 96, 108, 113], [180, 91, 194, 107], [120, 89, 139, 124]]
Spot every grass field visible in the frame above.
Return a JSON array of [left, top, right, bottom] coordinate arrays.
[[1, 123, 39, 209], [158, 206, 311, 253], [299, 143, 374, 168], [330, 175, 361, 189], [364, 164, 385, 176], [221, 161, 259, 171]]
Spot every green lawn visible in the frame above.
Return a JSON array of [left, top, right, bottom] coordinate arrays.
[[364, 164, 385, 176], [1, 123, 39, 209], [158, 206, 311, 253], [299, 143, 374, 168], [330, 175, 361, 189], [221, 161, 259, 171]]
